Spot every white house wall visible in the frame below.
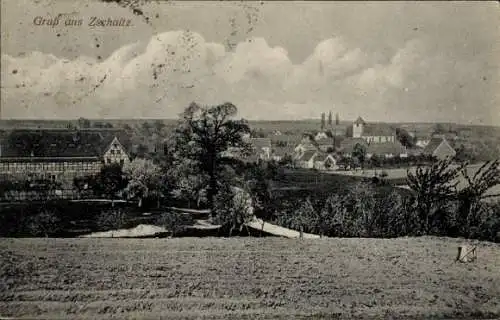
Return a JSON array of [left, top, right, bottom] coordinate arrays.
[[353, 123, 363, 138], [362, 136, 395, 143], [103, 138, 130, 165], [433, 141, 456, 160]]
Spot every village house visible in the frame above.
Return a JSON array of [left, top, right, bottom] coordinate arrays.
[[271, 144, 296, 162], [328, 124, 348, 137], [294, 131, 337, 156], [314, 132, 329, 141], [422, 137, 456, 160], [103, 137, 130, 164], [352, 117, 397, 143], [315, 137, 334, 152], [0, 129, 131, 191], [337, 117, 410, 159], [249, 138, 272, 161], [296, 150, 317, 169], [416, 137, 431, 148], [313, 153, 339, 170], [432, 132, 459, 142], [295, 150, 338, 170], [220, 137, 272, 162], [397, 124, 435, 148], [220, 146, 242, 159], [269, 134, 304, 162], [272, 130, 282, 136], [366, 141, 408, 159], [407, 146, 424, 157], [338, 138, 368, 157], [293, 136, 317, 158]]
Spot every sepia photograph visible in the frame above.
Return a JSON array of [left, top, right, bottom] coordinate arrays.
[[1, 0, 499, 319]]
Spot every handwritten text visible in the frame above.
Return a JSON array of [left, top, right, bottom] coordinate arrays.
[[33, 15, 132, 27]]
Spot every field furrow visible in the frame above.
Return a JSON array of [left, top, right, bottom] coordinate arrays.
[[1, 237, 499, 319]]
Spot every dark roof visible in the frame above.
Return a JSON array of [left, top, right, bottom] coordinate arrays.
[[95, 129, 132, 153], [314, 152, 333, 162], [327, 125, 347, 135], [272, 145, 296, 157], [362, 124, 395, 136], [0, 129, 130, 158], [0, 157, 100, 163], [366, 141, 406, 155], [339, 138, 368, 153], [315, 137, 333, 145], [354, 117, 366, 125], [296, 139, 316, 147], [416, 137, 431, 142], [250, 138, 271, 150], [270, 135, 305, 147], [407, 147, 424, 156], [300, 150, 317, 161], [431, 132, 459, 141], [399, 124, 434, 139], [422, 137, 452, 155]]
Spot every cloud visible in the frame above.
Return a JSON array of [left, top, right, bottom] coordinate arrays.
[[1, 30, 497, 124], [215, 37, 292, 84]]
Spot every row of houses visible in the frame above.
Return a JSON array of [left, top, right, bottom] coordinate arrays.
[[243, 117, 456, 169], [0, 117, 458, 190]]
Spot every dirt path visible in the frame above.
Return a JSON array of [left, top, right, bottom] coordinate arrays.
[[79, 215, 321, 239], [246, 218, 322, 239]]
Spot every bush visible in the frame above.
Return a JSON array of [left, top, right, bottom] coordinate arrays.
[[271, 179, 499, 242], [213, 185, 254, 236], [156, 212, 194, 237], [23, 209, 62, 237], [465, 201, 500, 241], [96, 208, 127, 233], [287, 198, 318, 236]]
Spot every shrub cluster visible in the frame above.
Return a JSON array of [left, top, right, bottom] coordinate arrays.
[[270, 160, 500, 242], [274, 183, 416, 238], [0, 205, 63, 237], [96, 208, 128, 232], [155, 212, 195, 237], [273, 183, 499, 241], [213, 184, 255, 236]]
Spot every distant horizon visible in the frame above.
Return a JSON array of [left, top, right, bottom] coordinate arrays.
[[0, 117, 498, 128]]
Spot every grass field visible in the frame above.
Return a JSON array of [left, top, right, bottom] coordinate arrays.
[[1, 237, 499, 319]]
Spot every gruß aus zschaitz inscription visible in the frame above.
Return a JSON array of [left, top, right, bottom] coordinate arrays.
[[33, 15, 133, 27]]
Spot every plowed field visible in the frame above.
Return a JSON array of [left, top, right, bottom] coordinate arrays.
[[1, 237, 499, 319]]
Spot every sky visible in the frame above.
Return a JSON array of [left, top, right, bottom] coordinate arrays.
[[1, 0, 499, 124]]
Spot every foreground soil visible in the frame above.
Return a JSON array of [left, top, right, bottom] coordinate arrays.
[[1, 237, 499, 319]]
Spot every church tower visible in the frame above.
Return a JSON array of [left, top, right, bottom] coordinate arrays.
[[352, 116, 366, 138]]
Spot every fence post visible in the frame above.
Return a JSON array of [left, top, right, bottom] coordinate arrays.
[[456, 245, 477, 263]]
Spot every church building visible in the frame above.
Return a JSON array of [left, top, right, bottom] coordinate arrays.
[[352, 116, 396, 143]]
